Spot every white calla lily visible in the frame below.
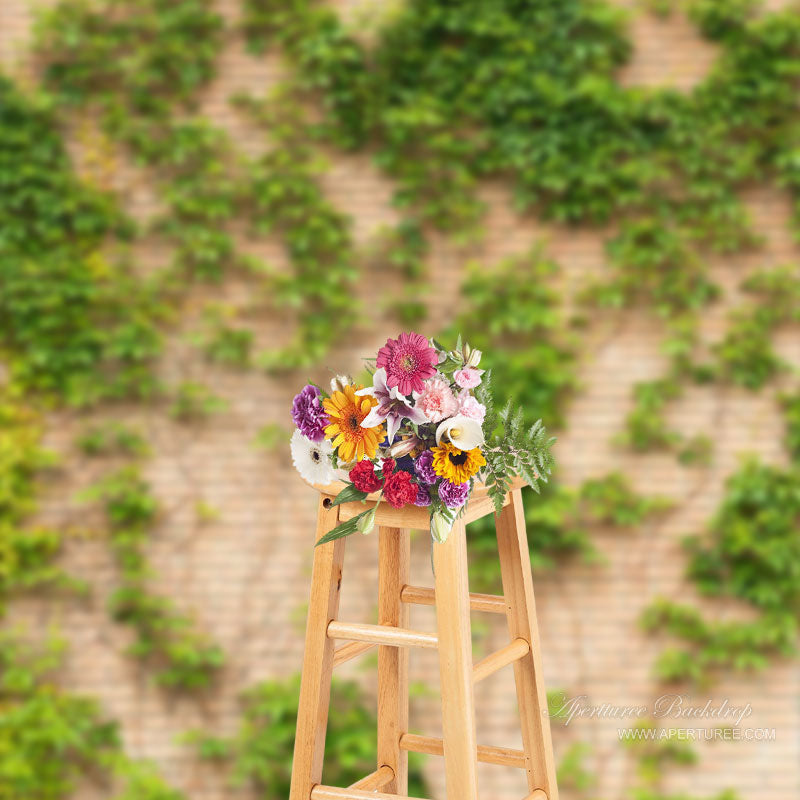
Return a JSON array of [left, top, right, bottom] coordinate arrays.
[[435, 415, 484, 450]]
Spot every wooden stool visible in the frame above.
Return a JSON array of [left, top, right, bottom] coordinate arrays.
[[289, 477, 558, 800]]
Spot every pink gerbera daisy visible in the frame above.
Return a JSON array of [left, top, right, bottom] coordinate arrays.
[[376, 332, 438, 395]]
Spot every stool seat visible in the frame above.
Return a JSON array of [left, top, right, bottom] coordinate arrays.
[[301, 475, 528, 529]]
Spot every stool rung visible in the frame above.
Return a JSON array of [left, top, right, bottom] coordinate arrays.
[[332, 640, 376, 667], [327, 621, 438, 649], [473, 637, 530, 683], [348, 765, 394, 790], [311, 787, 431, 800], [400, 584, 507, 614], [525, 791, 548, 800], [399, 733, 526, 769]]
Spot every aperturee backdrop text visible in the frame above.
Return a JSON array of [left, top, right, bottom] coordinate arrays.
[[290, 333, 555, 544]]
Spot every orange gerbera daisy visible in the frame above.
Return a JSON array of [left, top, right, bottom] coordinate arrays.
[[323, 384, 384, 462]]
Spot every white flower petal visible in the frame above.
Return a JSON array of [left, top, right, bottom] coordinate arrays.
[[360, 406, 386, 429], [435, 415, 484, 450], [290, 430, 336, 485], [386, 414, 402, 443]]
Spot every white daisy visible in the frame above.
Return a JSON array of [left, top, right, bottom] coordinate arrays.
[[290, 430, 336, 485]]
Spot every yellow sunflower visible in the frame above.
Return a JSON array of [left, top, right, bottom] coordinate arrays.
[[323, 384, 383, 462], [431, 442, 486, 484]]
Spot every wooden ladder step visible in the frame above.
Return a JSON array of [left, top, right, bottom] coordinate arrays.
[[399, 733, 526, 769], [400, 584, 507, 614], [311, 787, 431, 800], [332, 640, 376, 667], [348, 765, 394, 790], [327, 621, 438, 649], [473, 637, 530, 683]]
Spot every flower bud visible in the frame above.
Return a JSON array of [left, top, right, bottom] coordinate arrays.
[[466, 348, 482, 368], [356, 507, 376, 536], [431, 512, 453, 544], [389, 435, 420, 458], [330, 374, 352, 393]]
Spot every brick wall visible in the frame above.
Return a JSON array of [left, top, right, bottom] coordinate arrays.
[[2, 1, 798, 798]]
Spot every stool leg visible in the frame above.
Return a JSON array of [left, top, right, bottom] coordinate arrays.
[[290, 497, 346, 800], [433, 519, 480, 800], [377, 526, 410, 794], [495, 489, 559, 800]]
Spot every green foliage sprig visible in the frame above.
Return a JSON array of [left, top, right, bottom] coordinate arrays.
[[84, 467, 224, 689], [476, 374, 556, 514]]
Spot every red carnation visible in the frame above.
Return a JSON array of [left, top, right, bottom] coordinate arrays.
[[349, 459, 383, 493], [383, 470, 417, 509], [381, 458, 396, 478]]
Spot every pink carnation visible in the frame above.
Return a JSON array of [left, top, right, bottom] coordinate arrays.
[[376, 332, 438, 396], [457, 392, 486, 424], [416, 377, 458, 423], [454, 367, 484, 389]]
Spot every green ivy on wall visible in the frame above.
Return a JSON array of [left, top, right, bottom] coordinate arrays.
[[468, 472, 671, 592], [714, 266, 800, 389], [0, 632, 190, 800], [2, 0, 799, 795], [33, 0, 360, 370], [190, 675, 429, 799], [0, 77, 162, 406], [0, 393, 189, 796], [84, 466, 224, 689], [643, 459, 800, 684], [780, 390, 800, 464]]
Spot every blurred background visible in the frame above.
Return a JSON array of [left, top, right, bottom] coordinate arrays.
[[0, 0, 798, 798]]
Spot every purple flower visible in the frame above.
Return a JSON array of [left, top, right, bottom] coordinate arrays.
[[414, 484, 432, 507], [414, 450, 437, 485], [438, 479, 470, 509], [356, 368, 427, 444], [291, 384, 329, 442]]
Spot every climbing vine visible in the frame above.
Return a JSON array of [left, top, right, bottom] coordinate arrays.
[[83, 466, 224, 689], [643, 459, 800, 684], [1, 0, 798, 795], [190, 675, 429, 799], [33, 0, 360, 369], [0, 392, 188, 795], [469, 472, 671, 592], [0, 76, 162, 406]]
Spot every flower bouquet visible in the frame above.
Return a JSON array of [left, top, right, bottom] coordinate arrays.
[[290, 332, 555, 545]]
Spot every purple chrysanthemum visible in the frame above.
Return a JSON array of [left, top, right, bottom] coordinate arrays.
[[414, 450, 438, 485], [291, 384, 329, 442], [438, 479, 470, 509], [414, 484, 432, 507]]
